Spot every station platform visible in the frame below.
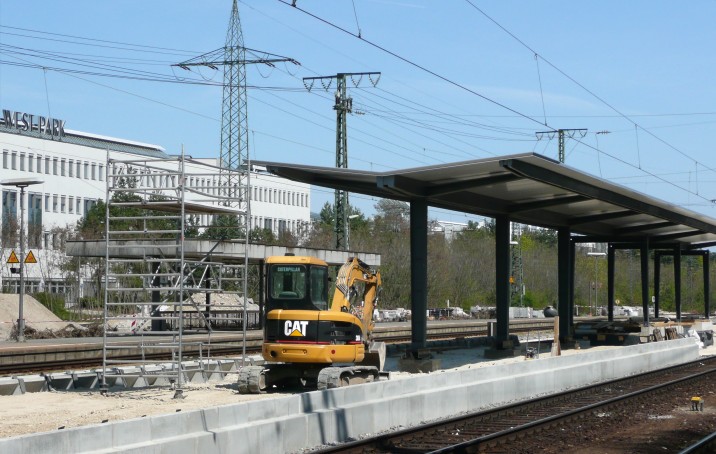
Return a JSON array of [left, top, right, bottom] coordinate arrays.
[[0, 336, 703, 453]]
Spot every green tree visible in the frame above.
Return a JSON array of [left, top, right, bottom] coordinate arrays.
[[201, 214, 243, 240]]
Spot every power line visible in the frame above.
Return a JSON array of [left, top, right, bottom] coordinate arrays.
[[462, 0, 716, 177]]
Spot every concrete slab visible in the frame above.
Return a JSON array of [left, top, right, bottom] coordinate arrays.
[[116, 366, 148, 388], [15, 375, 49, 393], [45, 373, 74, 391], [72, 371, 99, 389], [0, 377, 22, 395], [141, 365, 171, 386]]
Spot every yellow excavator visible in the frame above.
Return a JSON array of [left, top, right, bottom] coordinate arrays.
[[238, 255, 385, 393]]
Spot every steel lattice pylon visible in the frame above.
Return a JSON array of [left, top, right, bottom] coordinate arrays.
[[173, 0, 297, 209], [220, 0, 247, 208]]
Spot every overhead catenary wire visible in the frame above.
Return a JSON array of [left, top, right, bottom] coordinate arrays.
[[461, 0, 716, 177], [275, 0, 716, 204]]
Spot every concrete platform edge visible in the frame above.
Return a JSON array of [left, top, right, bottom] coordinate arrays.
[[0, 338, 700, 454]]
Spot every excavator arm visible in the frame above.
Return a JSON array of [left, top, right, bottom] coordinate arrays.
[[331, 257, 382, 338]]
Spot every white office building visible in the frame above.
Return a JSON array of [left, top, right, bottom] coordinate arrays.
[[0, 108, 310, 301]]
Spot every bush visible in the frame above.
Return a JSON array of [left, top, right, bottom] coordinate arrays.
[[78, 296, 99, 309], [32, 292, 70, 320]]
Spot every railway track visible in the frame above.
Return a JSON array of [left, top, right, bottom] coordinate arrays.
[[0, 319, 553, 375], [314, 356, 716, 453]]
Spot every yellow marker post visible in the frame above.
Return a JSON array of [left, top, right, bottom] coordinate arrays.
[[691, 396, 704, 411]]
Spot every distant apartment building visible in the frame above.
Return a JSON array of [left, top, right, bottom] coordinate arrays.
[[0, 108, 310, 301]]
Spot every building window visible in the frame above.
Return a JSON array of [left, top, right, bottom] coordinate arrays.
[[60, 159, 66, 176], [53, 158, 58, 175], [45, 157, 50, 174], [28, 154, 34, 172], [53, 194, 58, 212], [19, 153, 25, 171], [264, 218, 272, 230], [37, 155, 42, 173], [68, 196, 74, 214], [84, 162, 89, 179], [1, 190, 18, 247], [45, 195, 50, 211], [98, 164, 104, 181], [11, 152, 17, 170], [2, 151, 7, 169], [91, 163, 96, 180], [68, 160, 73, 177], [76, 161, 81, 178], [76, 197, 82, 215], [60, 195, 66, 213], [28, 193, 42, 249], [84, 199, 97, 214]]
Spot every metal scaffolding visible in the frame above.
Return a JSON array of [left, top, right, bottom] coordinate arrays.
[[101, 153, 249, 395]]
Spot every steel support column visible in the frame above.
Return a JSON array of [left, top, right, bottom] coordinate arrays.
[[495, 216, 511, 345], [410, 198, 428, 351], [654, 252, 661, 319], [569, 239, 576, 323], [608, 244, 615, 321], [258, 259, 265, 329], [640, 240, 650, 326], [704, 252, 711, 318], [674, 247, 682, 322], [557, 228, 572, 342]]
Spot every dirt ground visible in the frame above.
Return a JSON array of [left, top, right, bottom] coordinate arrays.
[[0, 375, 283, 438]]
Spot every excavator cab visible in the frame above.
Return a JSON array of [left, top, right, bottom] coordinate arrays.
[[266, 258, 329, 311]]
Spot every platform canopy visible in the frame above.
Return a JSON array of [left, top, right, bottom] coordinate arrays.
[[255, 153, 716, 249]]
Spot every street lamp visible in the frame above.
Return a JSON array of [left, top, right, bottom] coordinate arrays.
[[346, 214, 360, 251], [1, 177, 44, 342], [587, 252, 607, 317]]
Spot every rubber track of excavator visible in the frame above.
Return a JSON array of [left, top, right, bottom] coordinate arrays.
[[317, 366, 379, 390], [237, 366, 266, 394]]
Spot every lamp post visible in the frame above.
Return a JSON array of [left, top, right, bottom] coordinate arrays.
[[587, 252, 607, 317], [1, 177, 44, 342], [346, 214, 359, 251]]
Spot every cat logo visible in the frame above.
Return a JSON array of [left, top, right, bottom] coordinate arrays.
[[284, 320, 309, 337]]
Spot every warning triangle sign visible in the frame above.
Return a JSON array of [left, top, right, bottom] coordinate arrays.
[[7, 251, 19, 264], [24, 251, 37, 264]]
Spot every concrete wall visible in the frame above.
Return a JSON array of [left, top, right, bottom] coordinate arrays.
[[0, 338, 699, 454]]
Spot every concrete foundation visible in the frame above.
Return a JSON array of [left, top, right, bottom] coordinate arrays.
[[0, 338, 700, 454]]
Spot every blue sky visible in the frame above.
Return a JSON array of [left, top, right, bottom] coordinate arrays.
[[1, 1, 715, 222]]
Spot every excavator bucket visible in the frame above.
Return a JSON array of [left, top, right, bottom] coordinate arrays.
[[360, 341, 386, 371]]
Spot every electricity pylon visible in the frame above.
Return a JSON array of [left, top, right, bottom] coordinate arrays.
[[303, 72, 380, 249], [174, 0, 298, 208]]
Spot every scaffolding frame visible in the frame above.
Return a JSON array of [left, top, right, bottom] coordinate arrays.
[[101, 152, 249, 395]]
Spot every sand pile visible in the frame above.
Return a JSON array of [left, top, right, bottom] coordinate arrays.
[[0, 294, 69, 340]]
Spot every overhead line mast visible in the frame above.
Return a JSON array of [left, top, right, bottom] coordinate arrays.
[[535, 128, 587, 163], [173, 0, 298, 208], [303, 72, 380, 250]]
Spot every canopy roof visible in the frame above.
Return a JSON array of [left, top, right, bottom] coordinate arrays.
[[255, 153, 716, 249]]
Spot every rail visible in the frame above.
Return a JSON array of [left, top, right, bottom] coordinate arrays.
[[314, 356, 716, 453]]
